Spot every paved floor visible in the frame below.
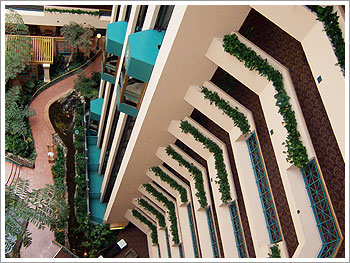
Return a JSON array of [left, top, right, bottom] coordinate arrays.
[[11, 53, 102, 258]]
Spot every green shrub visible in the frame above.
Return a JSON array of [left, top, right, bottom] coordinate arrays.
[[223, 33, 309, 169], [267, 244, 281, 258], [137, 198, 166, 228], [143, 183, 179, 244], [180, 120, 232, 204], [307, 5, 345, 74], [165, 146, 208, 208], [200, 86, 250, 135], [150, 166, 188, 203]]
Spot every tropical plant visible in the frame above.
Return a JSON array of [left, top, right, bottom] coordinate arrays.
[[223, 33, 309, 169], [73, 71, 100, 100], [5, 9, 32, 84], [200, 86, 251, 135], [307, 5, 345, 74], [131, 209, 158, 244], [150, 166, 188, 203], [60, 21, 95, 67], [180, 120, 232, 204], [165, 145, 208, 208], [5, 86, 35, 140], [74, 216, 115, 257], [5, 178, 68, 255]]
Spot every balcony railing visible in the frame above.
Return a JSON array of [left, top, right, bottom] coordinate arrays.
[[6, 35, 54, 64]]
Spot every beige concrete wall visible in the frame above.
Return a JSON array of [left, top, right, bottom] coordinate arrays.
[[252, 5, 345, 159], [104, 5, 251, 227], [10, 6, 110, 29], [206, 31, 324, 257], [139, 184, 181, 258], [146, 169, 195, 257], [156, 146, 214, 257]]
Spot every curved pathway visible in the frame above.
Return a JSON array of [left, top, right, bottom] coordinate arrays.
[[17, 53, 102, 258]]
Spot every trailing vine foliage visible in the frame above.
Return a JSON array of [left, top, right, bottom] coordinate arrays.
[[200, 86, 251, 135], [142, 183, 180, 244], [45, 7, 100, 16], [307, 5, 345, 74], [267, 243, 281, 258], [137, 198, 166, 228], [222, 33, 309, 169], [180, 120, 232, 204], [131, 209, 158, 245], [150, 166, 188, 203], [165, 146, 208, 208]]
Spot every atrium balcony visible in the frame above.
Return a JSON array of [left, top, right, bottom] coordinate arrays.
[[117, 29, 165, 117], [101, 21, 128, 84]]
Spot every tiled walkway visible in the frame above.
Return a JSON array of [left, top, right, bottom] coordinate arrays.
[[13, 53, 102, 258]]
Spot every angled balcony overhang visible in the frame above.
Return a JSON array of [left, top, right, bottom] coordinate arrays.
[[105, 21, 128, 56], [102, 21, 128, 84], [125, 30, 165, 83], [90, 98, 104, 121]]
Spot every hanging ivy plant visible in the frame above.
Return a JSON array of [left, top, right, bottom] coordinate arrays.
[[142, 183, 179, 244], [131, 209, 158, 244], [307, 5, 345, 74], [180, 120, 232, 204], [150, 166, 188, 203], [200, 86, 251, 135], [45, 7, 100, 16], [137, 198, 166, 228], [222, 33, 309, 169], [165, 145, 208, 208]]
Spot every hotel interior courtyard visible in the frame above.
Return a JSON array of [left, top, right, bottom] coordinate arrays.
[[2, 2, 348, 261]]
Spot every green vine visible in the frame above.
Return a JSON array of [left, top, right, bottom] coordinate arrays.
[[142, 183, 179, 244], [307, 5, 345, 74], [165, 146, 208, 208], [131, 209, 158, 244], [180, 120, 232, 204], [223, 33, 309, 169], [137, 198, 166, 228], [267, 243, 281, 258], [45, 7, 100, 16], [150, 166, 188, 203], [200, 86, 251, 135]]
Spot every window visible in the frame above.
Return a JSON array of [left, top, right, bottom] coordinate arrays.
[[302, 159, 340, 257], [187, 204, 199, 257], [206, 208, 219, 257], [246, 132, 282, 243], [229, 201, 248, 258]]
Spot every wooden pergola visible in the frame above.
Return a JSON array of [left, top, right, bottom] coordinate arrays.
[[6, 35, 55, 64]]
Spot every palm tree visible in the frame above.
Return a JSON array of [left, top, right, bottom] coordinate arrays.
[[60, 21, 95, 68], [5, 178, 68, 255]]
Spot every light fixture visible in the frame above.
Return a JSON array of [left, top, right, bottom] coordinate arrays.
[[95, 33, 102, 50]]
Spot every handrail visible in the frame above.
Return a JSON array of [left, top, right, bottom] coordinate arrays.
[[52, 240, 79, 258], [5, 157, 23, 168], [31, 50, 101, 99], [83, 102, 90, 216]]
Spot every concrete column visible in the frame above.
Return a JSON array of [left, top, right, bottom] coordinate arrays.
[[98, 79, 106, 98], [99, 113, 128, 197], [110, 5, 119, 23], [97, 81, 112, 148], [98, 5, 140, 165], [118, 5, 127, 21], [43, 64, 50, 82], [143, 5, 161, 30]]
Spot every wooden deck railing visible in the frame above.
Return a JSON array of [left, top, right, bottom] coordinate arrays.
[[6, 35, 56, 64]]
